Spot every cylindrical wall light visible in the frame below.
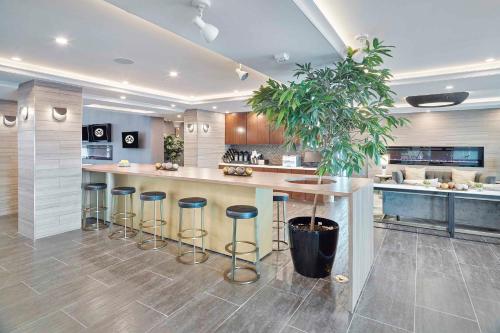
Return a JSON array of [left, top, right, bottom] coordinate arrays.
[[2, 115, 16, 127], [52, 107, 67, 121], [202, 123, 210, 133], [19, 106, 28, 120]]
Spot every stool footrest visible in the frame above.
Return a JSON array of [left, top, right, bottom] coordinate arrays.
[[224, 266, 260, 284], [112, 212, 136, 220], [177, 228, 208, 240], [83, 207, 108, 214], [140, 219, 167, 228], [224, 241, 258, 256], [109, 227, 137, 240]]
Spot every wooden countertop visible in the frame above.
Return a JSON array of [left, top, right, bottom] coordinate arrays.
[[83, 163, 372, 197], [219, 162, 317, 171]]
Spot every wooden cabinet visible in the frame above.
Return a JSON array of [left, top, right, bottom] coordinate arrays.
[[269, 126, 284, 144], [225, 113, 247, 145], [246, 112, 270, 144]]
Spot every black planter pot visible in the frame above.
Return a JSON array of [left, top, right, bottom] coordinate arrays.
[[288, 216, 339, 278]]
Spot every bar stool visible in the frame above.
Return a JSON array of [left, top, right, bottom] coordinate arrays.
[[177, 197, 208, 265], [109, 187, 137, 240], [273, 192, 289, 251], [137, 191, 167, 250], [82, 183, 108, 231], [224, 205, 260, 284]]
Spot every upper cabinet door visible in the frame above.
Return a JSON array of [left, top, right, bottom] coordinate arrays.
[[270, 125, 284, 144], [247, 112, 270, 144], [225, 113, 247, 144]]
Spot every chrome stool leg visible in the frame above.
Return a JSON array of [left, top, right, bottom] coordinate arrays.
[[177, 205, 209, 265], [223, 215, 260, 285], [82, 187, 108, 231], [137, 197, 167, 250], [109, 193, 137, 240], [273, 200, 289, 251]]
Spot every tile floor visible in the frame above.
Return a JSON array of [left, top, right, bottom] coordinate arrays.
[[0, 201, 499, 333]]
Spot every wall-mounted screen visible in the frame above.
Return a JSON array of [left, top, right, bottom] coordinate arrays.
[[387, 146, 484, 167], [122, 131, 139, 148], [82, 126, 89, 141], [89, 123, 112, 142]]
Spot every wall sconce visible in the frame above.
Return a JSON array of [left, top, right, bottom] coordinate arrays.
[[3, 115, 16, 127], [202, 123, 210, 133], [19, 106, 28, 120], [52, 107, 67, 121], [187, 123, 195, 133]]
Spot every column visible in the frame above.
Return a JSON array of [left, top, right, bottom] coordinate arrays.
[[0, 100, 18, 216], [17, 80, 83, 239], [183, 109, 225, 168]]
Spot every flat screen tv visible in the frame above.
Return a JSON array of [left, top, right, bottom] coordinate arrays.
[[122, 131, 139, 148], [89, 123, 112, 142], [387, 146, 484, 167], [82, 126, 89, 141]]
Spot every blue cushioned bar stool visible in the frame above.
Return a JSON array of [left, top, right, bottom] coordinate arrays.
[[137, 191, 167, 250], [109, 187, 137, 240], [177, 197, 209, 265], [273, 192, 289, 251], [224, 205, 260, 284], [82, 183, 108, 231]]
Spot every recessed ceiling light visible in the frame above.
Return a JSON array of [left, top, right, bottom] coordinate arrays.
[[113, 58, 134, 65], [190, 95, 195, 99], [177, 114, 181, 118], [122, 80, 129, 85], [169, 71, 178, 77], [225, 111, 229, 114], [120, 95, 126, 100], [233, 90, 239, 93], [485, 58, 495, 63], [171, 104, 176, 107], [212, 106, 217, 110], [55, 36, 68, 45], [445, 85, 453, 90], [11, 56, 22, 61]]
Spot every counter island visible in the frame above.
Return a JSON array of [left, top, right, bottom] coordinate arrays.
[[82, 163, 374, 311]]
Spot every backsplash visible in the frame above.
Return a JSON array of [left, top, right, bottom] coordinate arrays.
[[227, 144, 303, 165]]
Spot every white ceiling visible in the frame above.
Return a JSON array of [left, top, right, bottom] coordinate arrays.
[[1, 0, 500, 116]]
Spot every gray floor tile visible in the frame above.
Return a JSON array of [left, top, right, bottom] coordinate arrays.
[[416, 269, 475, 319], [64, 270, 170, 327], [148, 255, 196, 280], [207, 263, 278, 305], [0, 283, 39, 310], [348, 314, 408, 333], [86, 300, 166, 333], [417, 234, 452, 250], [214, 286, 302, 333], [268, 263, 318, 297], [414, 306, 480, 333], [288, 279, 352, 333], [150, 293, 237, 333], [89, 250, 170, 286], [138, 265, 222, 316], [460, 264, 500, 302], [261, 250, 292, 268], [356, 266, 415, 331], [375, 249, 416, 280], [10, 311, 85, 333], [489, 243, 500, 259], [374, 227, 387, 256], [417, 246, 461, 277], [104, 241, 147, 260], [452, 240, 500, 270], [280, 326, 305, 333], [380, 230, 417, 255], [471, 297, 500, 333]]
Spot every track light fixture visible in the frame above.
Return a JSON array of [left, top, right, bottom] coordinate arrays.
[[192, 0, 219, 43], [235, 64, 249, 81]]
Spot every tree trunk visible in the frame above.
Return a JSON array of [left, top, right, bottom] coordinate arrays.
[[309, 175, 323, 231]]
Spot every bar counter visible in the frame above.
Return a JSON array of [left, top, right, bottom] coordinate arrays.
[[82, 163, 374, 311]]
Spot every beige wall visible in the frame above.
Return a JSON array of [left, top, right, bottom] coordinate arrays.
[[370, 109, 500, 178], [184, 109, 225, 168], [0, 100, 18, 216], [17, 80, 83, 239]]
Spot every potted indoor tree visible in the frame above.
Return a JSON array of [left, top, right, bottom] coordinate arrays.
[[164, 134, 184, 164], [248, 38, 408, 278]]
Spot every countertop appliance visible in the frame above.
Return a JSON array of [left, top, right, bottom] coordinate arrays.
[[82, 144, 113, 160], [282, 155, 301, 168]]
